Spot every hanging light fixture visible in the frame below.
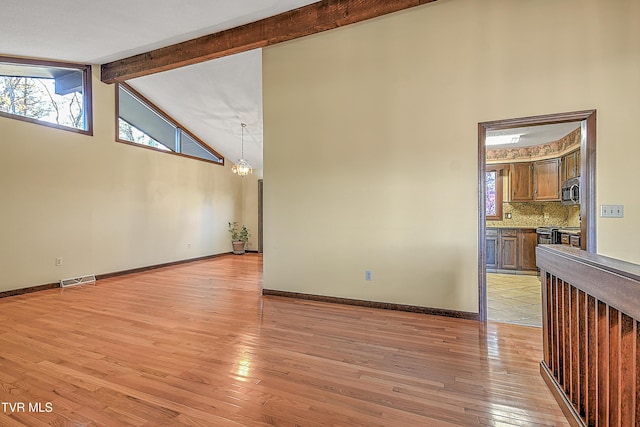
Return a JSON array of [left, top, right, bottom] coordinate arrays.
[[232, 122, 252, 176]]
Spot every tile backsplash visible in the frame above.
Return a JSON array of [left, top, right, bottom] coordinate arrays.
[[488, 202, 580, 228]]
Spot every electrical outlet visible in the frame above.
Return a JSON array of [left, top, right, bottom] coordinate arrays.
[[601, 204, 624, 218], [365, 270, 372, 281], [55, 257, 63, 266], [543, 212, 550, 219]]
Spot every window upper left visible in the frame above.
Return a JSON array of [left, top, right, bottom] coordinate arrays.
[[0, 57, 92, 134]]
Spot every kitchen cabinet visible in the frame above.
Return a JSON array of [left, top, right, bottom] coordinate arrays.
[[500, 229, 518, 270], [486, 228, 537, 272], [486, 228, 499, 269], [510, 163, 534, 201], [519, 229, 538, 270], [533, 158, 561, 201], [510, 159, 560, 202], [561, 149, 581, 182]]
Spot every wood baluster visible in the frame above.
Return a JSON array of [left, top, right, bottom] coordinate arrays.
[[558, 278, 565, 385], [578, 290, 587, 419], [564, 281, 571, 394], [587, 295, 597, 426], [619, 313, 635, 426], [598, 301, 609, 427], [570, 285, 579, 408], [552, 275, 560, 378], [609, 308, 621, 426]]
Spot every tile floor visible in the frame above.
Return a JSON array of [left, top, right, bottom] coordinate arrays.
[[487, 273, 542, 327]]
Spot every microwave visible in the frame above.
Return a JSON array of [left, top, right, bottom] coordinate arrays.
[[561, 177, 580, 205]]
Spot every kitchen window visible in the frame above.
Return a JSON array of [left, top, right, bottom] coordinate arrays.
[[486, 165, 504, 220]]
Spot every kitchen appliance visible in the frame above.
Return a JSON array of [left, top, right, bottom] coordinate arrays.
[[536, 227, 560, 244], [561, 177, 580, 205]]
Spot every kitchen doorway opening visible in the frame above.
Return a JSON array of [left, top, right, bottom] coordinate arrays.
[[477, 110, 597, 323]]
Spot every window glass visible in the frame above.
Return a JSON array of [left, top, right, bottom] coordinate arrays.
[[486, 171, 497, 217], [116, 83, 223, 165], [118, 118, 171, 152], [180, 130, 221, 162], [486, 165, 503, 220], [0, 57, 91, 133], [118, 85, 176, 151]]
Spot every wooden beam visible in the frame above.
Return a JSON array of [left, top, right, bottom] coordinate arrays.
[[101, 0, 438, 83]]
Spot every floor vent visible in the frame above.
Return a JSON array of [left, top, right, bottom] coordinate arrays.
[[60, 274, 96, 288]]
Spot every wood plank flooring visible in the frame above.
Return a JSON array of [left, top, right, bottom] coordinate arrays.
[[0, 254, 569, 426]]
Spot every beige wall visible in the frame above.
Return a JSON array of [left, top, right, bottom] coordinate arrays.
[[0, 67, 243, 292], [263, 0, 640, 313]]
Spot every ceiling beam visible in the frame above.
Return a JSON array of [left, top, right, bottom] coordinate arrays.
[[101, 0, 438, 83]]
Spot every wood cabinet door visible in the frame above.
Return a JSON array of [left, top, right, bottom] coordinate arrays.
[[562, 150, 580, 182], [534, 158, 560, 201], [500, 235, 518, 270], [486, 230, 499, 269], [511, 163, 533, 201], [518, 229, 538, 271], [565, 151, 577, 180]]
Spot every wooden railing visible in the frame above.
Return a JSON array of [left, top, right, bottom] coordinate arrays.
[[536, 245, 640, 427]]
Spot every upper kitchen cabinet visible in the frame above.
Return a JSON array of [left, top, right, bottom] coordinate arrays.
[[510, 162, 534, 201], [561, 149, 581, 182], [533, 158, 561, 201], [510, 159, 560, 202]]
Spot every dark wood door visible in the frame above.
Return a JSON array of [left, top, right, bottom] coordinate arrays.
[[518, 229, 537, 271], [500, 232, 518, 270], [534, 158, 560, 201], [511, 162, 533, 201]]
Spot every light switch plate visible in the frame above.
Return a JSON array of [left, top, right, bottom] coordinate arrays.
[[600, 204, 624, 218]]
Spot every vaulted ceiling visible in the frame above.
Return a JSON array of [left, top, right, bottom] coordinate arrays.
[[2, 0, 320, 170], [2, 0, 578, 170], [4, 1, 448, 171]]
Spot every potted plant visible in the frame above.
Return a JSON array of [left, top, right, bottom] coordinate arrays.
[[228, 221, 251, 255]]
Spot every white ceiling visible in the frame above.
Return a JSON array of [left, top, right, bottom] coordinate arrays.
[[129, 50, 265, 169], [486, 122, 582, 149], [1, 0, 318, 170]]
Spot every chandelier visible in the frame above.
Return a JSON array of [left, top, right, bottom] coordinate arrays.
[[232, 122, 252, 176]]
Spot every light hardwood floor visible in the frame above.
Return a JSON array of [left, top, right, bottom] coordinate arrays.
[[0, 254, 568, 426]]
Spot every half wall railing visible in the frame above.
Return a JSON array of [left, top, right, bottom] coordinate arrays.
[[537, 245, 640, 427]]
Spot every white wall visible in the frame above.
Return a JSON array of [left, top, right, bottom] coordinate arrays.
[[262, 0, 640, 313], [0, 67, 244, 292]]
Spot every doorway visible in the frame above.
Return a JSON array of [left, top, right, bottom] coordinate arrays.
[[478, 110, 597, 322]]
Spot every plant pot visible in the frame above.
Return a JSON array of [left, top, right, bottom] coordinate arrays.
[[232, 241, 246, 255]]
